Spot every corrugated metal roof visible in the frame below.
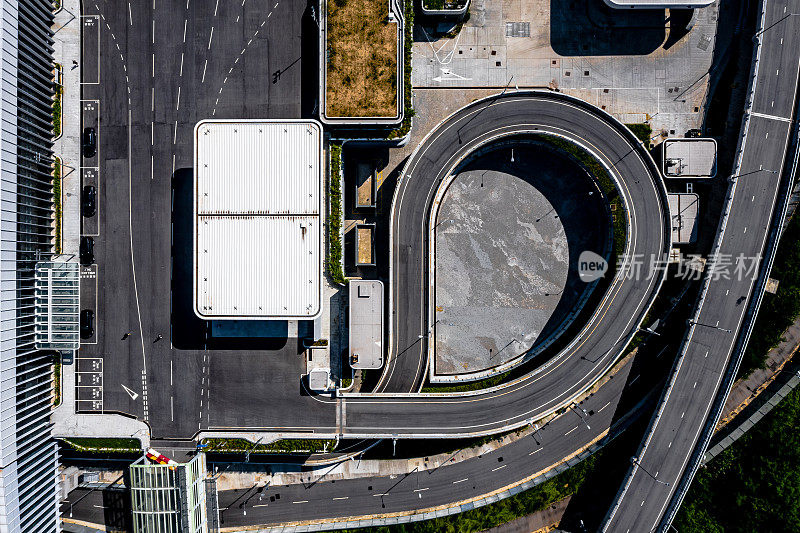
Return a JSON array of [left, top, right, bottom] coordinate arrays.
[[196, 122, 320, 214], [194, 120, 322, 320]]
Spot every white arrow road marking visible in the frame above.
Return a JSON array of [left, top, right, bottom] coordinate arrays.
[[432, 68, 472, 83], [121, 384, 139, 401]]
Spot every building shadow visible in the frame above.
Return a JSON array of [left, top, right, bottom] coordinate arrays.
[[170, 168, 291, 351], [550, 0, 666, 56], [439, 138, 611, 372], [300, 1, 320, 118], [171, 167, 207, 350], [102, 487, 132, 532]]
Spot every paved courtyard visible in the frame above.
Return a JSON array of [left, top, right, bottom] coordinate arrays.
[[413, 0, 721, 137], [433, 142, 610, 377]]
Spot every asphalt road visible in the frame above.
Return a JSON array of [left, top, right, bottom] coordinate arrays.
[[78, 0, 335, 439], [343, 92, 670, 438], [63, 353, 635, 529], [603, 0, 800, 530], [81, 6, 668, 446]]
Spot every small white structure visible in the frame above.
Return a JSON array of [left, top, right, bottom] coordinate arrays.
[[193, 120, 323, 320], [604, 0, 715, 8], [307, 368, 332, 392], [663, 138, 717, 178], [668, 193, 699, 244], [349, 280, 384, 369]]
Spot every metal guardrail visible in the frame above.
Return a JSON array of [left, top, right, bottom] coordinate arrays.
[[258, 390, 655, 533], [659, 29, 800, 532], [602, 0, 779, 527]]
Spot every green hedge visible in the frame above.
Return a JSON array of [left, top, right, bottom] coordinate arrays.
[[53, 352, 61, 406], [386, 0, 415, 140], [422, 371, 510, 393], [53, 156, 62, 254], [625, 123, 652, 150], [328, 144, 346, 284], [204, 438, 335, 454], [53, 63, 62, 138], [62, 438, 141, 453]]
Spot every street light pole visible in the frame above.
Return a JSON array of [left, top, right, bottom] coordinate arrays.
[[631, 456, 670, 486], [752, 12, 799, 40], [571, 404, 590, 430], [688, 319, 731, 333]]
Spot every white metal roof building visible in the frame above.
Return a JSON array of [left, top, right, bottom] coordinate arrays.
[[193, 119, 323, 320], [604, 0, 715, 8]]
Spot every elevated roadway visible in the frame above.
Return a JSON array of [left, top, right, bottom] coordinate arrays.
[[604, 0, 800, 530], [334, 91, 671, 438]]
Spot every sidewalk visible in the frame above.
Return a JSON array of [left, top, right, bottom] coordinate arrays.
[[49, 0, 150, 447], [52, 1, 81, 257], [717, 321, 800, 429]]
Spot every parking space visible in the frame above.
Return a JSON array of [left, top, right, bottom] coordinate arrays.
[[81, 15, 99, 84], [80, 265, 98, 345], [75, 357, 103, 413], [81, 99, 99, 166], [81, 167, 99, 236]]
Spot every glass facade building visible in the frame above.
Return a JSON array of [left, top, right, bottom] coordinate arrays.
[[0, 0, 60, 532], [129, 455, 209, 533]]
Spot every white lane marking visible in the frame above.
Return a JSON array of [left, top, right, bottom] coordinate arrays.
[[413, 488, 429, 492], [750, 111, 791, 123], [332, 496, 348, 500], [128, 2, 132, 25], [453, 478, 468, 484], [202, 59, 208, 83], [292, 500, 308, 504], [565, 426, 579, 436], [529, 448, 543, 455], [598, 401, 611, 413], [208, 26, 214, 49], [491, 464, 507, 472]]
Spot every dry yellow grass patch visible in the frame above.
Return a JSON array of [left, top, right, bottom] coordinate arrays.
[[326, 0, 398, 118]]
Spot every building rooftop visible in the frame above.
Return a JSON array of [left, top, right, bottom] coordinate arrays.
[[663, 138, 717, 178], [349, 280, 384, 369], [668, 193, 699, 244], [193, 120, 322, 320], [604, 0, 715, 8]]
